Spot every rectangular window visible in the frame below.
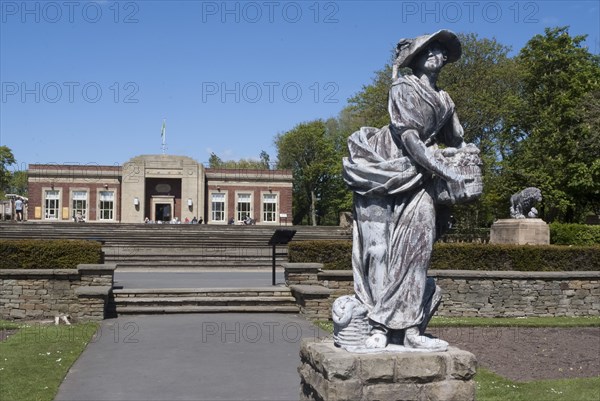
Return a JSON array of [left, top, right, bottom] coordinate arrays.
[[45, 190, 60, 220], [237, 193, 251, 222], [262, 193, 278, 222], [99, 191, 114, 220], [72, 191, 87, 221], [211, 192, 225, 222]]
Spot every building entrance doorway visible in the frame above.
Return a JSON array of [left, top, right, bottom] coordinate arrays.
[[151, 196, 175, 222], [155, 204, 171, 222]]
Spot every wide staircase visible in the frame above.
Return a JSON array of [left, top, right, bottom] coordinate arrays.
[[0, 222, 351, 269], [0, 222, 349, 314]]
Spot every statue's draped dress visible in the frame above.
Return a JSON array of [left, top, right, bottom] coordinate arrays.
[[343, 75, 461, 330]]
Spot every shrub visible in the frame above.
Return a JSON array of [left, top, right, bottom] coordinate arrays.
[[288, 240, 352, 270], [0, 240, 103, 269], [431, 243, 599, 271], [550, 223, 600, 245], [289, 240, 600, 272]]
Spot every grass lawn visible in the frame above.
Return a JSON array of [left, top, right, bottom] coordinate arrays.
[[0, 320, 20, 330], [476, 367, 600, 401], [314, 317, 600, 401], [0, 321, 99, 401], [429, 315, 600, 328]]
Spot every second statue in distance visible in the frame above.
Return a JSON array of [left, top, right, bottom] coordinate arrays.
[[337, 30, 483, 352]]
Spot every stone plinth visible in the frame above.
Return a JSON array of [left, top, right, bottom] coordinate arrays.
[[489, 218, 549, 245], [299, 340, 477, 401]]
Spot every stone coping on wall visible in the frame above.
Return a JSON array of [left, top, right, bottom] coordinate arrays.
[[0, 263, 117, 276], [282, 263, 323, 272], [0, 269, 79, 276], [314, 269, 600, 280], [318, 270, 354, 280], [75, 286, 113, 296], [290, 285, 334, 296], [77, 263, 117, 272], [427, 270, 600, 279]]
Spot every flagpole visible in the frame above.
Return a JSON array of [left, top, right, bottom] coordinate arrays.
[[161, 119, 167, 154]]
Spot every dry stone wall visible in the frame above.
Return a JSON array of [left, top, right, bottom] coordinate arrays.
[[1, 264, 115, 321], [284, 264, 600, 318]]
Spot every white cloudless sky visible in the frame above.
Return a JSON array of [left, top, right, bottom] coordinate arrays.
[[1, 0, 598, 170]]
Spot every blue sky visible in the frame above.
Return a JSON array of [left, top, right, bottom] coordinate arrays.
[[1, 0, 598, 170]]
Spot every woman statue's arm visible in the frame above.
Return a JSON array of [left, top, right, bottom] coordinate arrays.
[[401, 129, 467, 202], [401, 129, 460, 181], [447, 112, 465, 149]]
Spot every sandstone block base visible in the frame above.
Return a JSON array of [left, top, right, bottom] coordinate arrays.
[[490, 218, 550, 245], [299, 340, 477, 401]]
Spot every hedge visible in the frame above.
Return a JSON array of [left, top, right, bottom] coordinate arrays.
[[288, 240, 600, 272], [550, 223, 600, 245], [439, 223, 600, 245], [0, 240, 103, 269], [431, 243, 600, 271], [289, 240, 352, 270]]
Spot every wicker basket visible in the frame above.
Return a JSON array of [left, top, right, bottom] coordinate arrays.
[[433, 146, 483, 205]]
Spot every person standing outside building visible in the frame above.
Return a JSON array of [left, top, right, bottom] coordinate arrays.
[[14, 198, 24, 222]]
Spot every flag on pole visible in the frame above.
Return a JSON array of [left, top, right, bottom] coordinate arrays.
[[161, 119, 167, 154]]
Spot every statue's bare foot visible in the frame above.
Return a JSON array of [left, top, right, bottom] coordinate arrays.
[[404, 327, 448, 351], [365, 331, 388, 349]]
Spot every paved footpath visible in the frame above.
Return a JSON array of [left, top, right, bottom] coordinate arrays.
[[55, 314, 327, 401]]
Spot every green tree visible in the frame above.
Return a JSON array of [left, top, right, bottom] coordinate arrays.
[[7, 171, 28, 197], [259, 150, 271, 169], [275, 120, 338, 225], [438, 33, 520, 227], [346, 64, 393, 129], [0, 146, 16, 199], [506, 27, 600, 222], [208, 151, 271, 170], [208, 152, 223, 168]]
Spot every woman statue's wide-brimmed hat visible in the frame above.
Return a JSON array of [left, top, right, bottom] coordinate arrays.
[[393, 29, 461, 78]]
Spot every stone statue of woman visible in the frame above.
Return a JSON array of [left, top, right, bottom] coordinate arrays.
[[339, 30, 482, 351]]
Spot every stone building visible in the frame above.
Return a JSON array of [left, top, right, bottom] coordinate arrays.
[[27, 154, 293, 225]]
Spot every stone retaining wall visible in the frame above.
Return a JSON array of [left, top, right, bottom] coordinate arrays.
[[430, 270, 600, 317], [289, 285, 333, 321], [0, 264, 116, 321], [283, 264, 600, 318]]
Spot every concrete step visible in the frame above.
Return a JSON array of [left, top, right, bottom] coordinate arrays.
[[108, 262, 275, 270], [113, 287, 299, 314], [115, 296, 297, 307], [105, 255, 277, 261], [113, 287, 292, 297], [116, 305, 300, 314]]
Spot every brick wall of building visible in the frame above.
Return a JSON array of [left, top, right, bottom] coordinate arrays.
[[28, 164, 121, 222], [28, 162, 292, 225]]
